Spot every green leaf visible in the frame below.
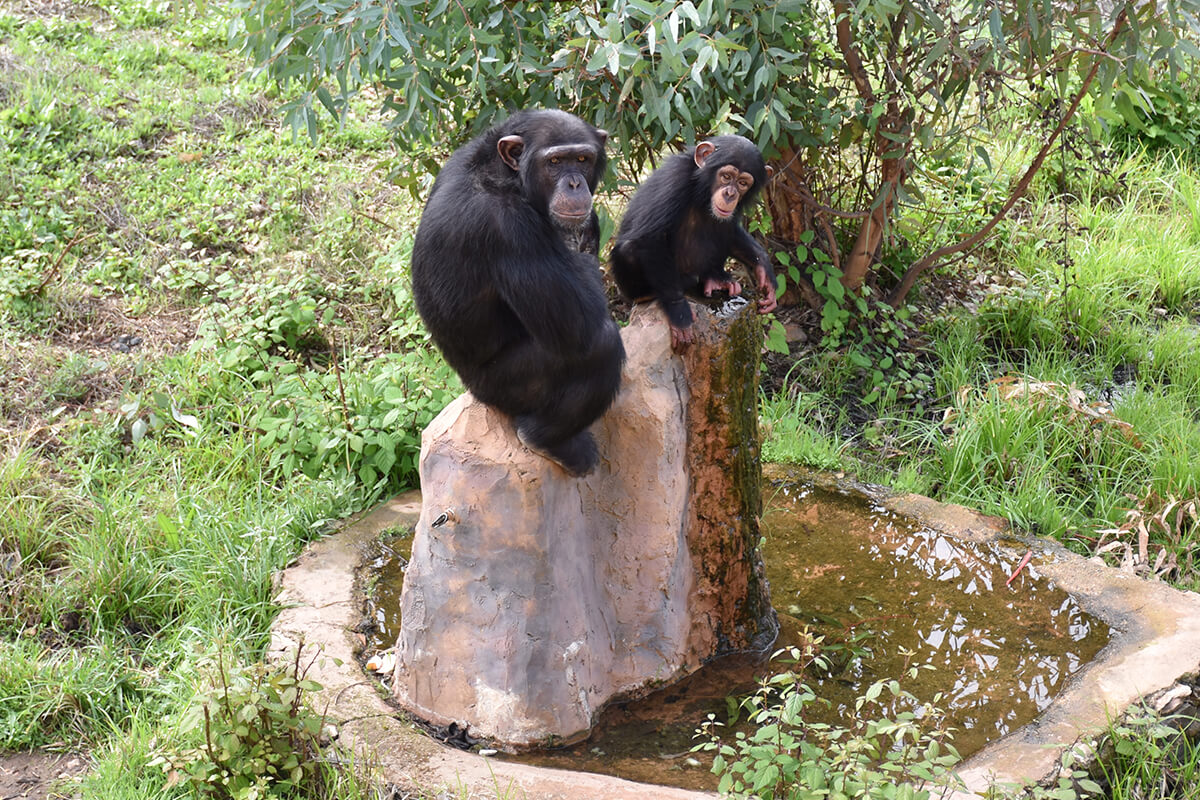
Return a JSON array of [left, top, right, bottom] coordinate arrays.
[[765, 319, 789, 354], [973, 145, 991, 170], [988, 8, 1003, 44], [315, 85, 338, 117]]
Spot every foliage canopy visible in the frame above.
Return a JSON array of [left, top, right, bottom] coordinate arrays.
[[233, 1, 1200, 304]]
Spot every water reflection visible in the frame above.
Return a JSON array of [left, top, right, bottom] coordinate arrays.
[[364, 481, 1109, 792], [767, 484, 1106, 755]]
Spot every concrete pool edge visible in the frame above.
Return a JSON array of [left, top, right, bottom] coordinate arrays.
[[269, 475, 1200, 798]]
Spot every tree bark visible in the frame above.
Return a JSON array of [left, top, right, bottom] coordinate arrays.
[[764, 148, 822, 309], [834, 0, 912, 293]]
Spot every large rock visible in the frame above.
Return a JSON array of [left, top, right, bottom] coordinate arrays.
[[392, 299, 776, 748]]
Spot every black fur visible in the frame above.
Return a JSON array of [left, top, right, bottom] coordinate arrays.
[[610, 135, 775, 333], [411, 110, 625, 476]]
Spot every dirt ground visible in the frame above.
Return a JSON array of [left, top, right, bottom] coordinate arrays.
[[0, 752, 86, 800]]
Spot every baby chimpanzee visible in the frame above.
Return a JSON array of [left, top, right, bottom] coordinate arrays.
[[611, 135, 777, 351]]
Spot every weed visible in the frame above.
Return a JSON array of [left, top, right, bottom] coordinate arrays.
[[150, 647, 329, 799], [694, 632, 961, 800]]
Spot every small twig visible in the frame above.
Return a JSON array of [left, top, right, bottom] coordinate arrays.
[[202, 705, 218, 766], [1006, 549, 1033, 587], [355, 209, 398, 230], [328, 334, 352, 433], [35, 232, 91, 294]]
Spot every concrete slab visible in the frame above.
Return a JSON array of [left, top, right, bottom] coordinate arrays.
[[270, 477, 1200, 798]]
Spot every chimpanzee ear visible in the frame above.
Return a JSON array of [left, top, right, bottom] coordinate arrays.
[[497, 135, 525, 171], [694, 141, 716, 168], [595, 128, 609, 148], [765, 165, 776, 180]]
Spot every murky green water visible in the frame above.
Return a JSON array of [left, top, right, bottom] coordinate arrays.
[[363, 537, 409, 654], [363, 481, 1109, 792]]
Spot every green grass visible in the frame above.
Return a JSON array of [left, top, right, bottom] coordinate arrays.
[[0, 0, 447, 795], [3, 0, 1200, 797]]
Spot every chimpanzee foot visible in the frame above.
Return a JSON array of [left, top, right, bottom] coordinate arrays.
[[517, 427, 599, 477]]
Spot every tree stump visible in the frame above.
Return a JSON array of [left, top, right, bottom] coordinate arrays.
[[392, 299, 776, 748]]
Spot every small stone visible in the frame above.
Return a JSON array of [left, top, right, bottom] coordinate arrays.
[[1155, 683, 1191, 713], [477, 748, 498, 757]]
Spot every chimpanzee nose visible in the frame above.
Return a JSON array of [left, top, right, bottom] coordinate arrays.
[[568, 175, 581, 189]]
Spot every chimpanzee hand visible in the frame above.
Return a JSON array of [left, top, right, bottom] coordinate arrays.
[[670, 323, 694, 352], [703, 276, 742, 298], [754, 265, 778, 314]]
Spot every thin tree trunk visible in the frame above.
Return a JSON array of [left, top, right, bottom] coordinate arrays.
[[833, 0, 911, 293]]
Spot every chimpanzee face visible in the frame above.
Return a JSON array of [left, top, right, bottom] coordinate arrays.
[[710, 164, 755, 220], [497, 120, 608, 232], [693, 140, 761, 223], [539, 143, 601, 230]]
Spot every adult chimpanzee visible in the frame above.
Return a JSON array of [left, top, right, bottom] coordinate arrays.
[[610, 135, 778, 351], [410, 109, 625, 477]]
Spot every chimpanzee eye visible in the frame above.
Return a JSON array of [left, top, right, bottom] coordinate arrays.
[[577, 155, 587, 162], [550, 156, 560, 165]]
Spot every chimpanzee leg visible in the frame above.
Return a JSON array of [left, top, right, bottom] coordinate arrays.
[[468, 323, 624, 476]]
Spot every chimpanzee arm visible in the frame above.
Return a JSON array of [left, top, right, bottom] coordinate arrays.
[[730, 226, 778, 313], [614, 236, 693, 331]]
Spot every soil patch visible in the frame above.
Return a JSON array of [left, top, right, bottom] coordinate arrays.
[[0, 752, 86, 800]]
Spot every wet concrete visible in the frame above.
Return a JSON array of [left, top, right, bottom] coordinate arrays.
[[270, 471, 1200, 799]]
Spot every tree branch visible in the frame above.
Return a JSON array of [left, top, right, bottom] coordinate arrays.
[[885, 9, 1129, 307]]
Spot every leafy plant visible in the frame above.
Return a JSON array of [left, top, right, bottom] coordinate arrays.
[[777, 232, 931, 410], [694, 634, 961, 800], [1096, 704, 1200, 800], [173, 262, 460, 496], [1107, 69, 1200, 157], [151, 648, 328, 800], [996, 704, 1200, 800]]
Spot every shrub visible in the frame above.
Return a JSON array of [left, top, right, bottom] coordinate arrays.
[[694, 634, 961, 800], [151, 648, 328, 800]]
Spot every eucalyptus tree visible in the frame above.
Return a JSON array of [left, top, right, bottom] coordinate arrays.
[[233, 0, 1200, 311]]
